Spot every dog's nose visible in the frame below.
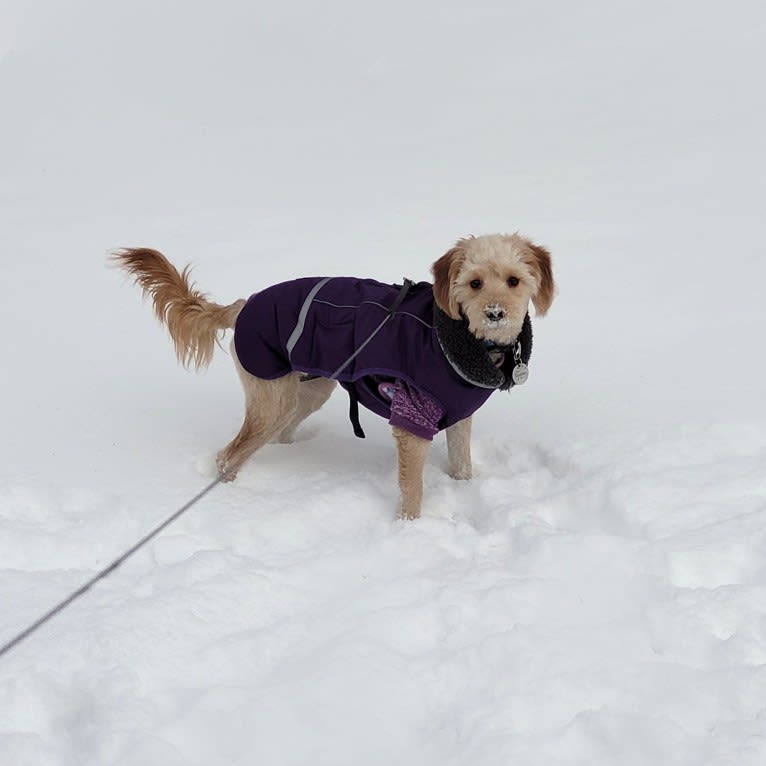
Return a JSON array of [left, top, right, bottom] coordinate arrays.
[[484, 307, 506, 322]]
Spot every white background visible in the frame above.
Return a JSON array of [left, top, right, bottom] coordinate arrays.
[[1, 1, 765, 764]]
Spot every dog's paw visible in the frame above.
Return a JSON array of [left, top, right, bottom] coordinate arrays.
[[448, 466, 472, 481], [215, 453, 238, 482], [397, 503, 421, 521]]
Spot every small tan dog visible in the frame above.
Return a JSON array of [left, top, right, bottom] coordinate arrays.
[[113, 234, 554, 519]]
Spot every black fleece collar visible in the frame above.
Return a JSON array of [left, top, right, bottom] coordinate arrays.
[[433, 306, 533, 391]]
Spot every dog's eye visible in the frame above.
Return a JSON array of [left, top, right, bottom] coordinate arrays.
[[507, 276, 520, 287], [469, 279, 482, 289]]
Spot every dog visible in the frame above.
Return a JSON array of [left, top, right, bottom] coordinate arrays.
[[112, 233, 555, 519]]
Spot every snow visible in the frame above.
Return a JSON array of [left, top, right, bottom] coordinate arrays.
[[2, 0, 766, 763]]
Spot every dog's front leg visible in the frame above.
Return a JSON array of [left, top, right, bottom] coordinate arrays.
[[446, 416, 472, 480], [392, 426, 430, 520]]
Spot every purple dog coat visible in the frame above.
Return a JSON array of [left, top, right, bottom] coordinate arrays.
[[233, 277, 529, 439]]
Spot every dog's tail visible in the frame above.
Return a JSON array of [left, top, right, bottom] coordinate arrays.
[[112, 248, 246, 370]]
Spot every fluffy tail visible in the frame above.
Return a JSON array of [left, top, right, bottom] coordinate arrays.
[[112, 248, 245, 369]]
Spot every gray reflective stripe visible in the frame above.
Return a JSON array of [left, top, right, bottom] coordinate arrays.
[[286, 276, 332, 361]]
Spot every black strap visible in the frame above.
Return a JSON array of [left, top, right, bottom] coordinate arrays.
[[386, 278, 413, 316], [347, 386, 366, 438]]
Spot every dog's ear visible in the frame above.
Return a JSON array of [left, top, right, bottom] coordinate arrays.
[[432, 243, 466, 319], [522, 239, 555, 316]]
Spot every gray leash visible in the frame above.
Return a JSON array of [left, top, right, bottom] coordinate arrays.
[[0, 474, 225, 661], [1, 278, 415, 661]]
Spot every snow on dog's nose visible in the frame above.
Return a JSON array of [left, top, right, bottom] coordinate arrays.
[[484, 305, 507, 323]]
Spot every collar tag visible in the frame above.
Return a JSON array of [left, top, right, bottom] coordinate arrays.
[[511, 342, 529, 385], [511, 363, 529, 385]]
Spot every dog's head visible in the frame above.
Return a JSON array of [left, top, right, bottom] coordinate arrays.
[[432, 233, 555, 346]]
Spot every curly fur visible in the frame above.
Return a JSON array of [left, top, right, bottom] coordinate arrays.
[[431, 233, 555, 346]]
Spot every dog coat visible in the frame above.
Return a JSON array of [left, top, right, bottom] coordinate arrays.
[[233, 277, 531, 440]]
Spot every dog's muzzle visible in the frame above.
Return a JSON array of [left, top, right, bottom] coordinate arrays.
[[482, 304, 509, 328]]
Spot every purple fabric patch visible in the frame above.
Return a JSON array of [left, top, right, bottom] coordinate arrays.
[[388, 380, 444, 441]]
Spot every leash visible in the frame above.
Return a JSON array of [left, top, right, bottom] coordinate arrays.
[[0, 474, 225, 661], [1, 279, 415, 661]]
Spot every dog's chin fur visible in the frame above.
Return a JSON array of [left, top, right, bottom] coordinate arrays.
[[472, 318, 521, 347], [432, 233, 555, 347], [458, 309, 520, 349]]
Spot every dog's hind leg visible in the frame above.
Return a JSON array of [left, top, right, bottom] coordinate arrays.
[[216, 358, 300, 481], [275, 377, 337, 444]]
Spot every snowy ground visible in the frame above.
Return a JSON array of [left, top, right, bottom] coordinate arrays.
[[2, 1, 766, 764]]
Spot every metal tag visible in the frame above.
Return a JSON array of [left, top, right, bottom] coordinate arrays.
[[511, 363, 529, 385]]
